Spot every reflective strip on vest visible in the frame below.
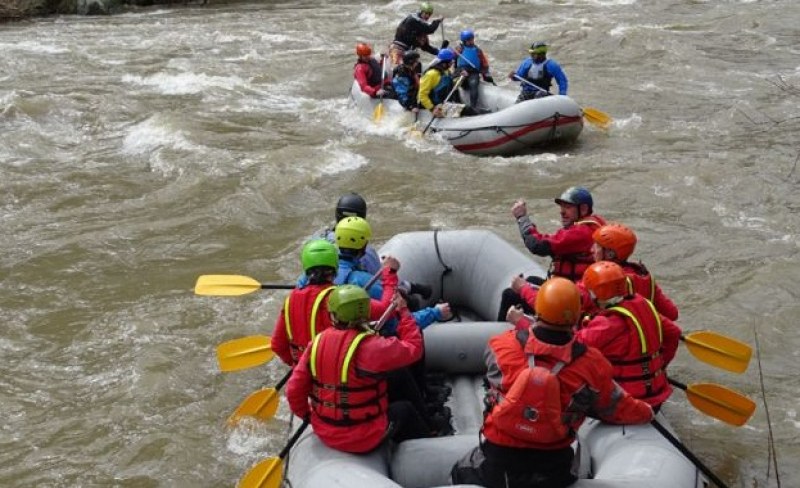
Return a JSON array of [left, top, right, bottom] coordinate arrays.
[[625, 275, 657, 302], [283, 286, 335, 342], [608, 300, 663, 354], [308, 330, 371, 381]]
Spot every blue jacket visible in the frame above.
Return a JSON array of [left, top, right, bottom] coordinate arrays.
[[379, 305, 444, 336], [392, 66, 418, 110], [297, 253, 440, 332], [514, 57, 568, 95]]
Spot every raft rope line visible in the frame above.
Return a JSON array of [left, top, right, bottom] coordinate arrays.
[[432, 229, 460, 322], [431, 113, 563, 150], [754, 322, 781, 487]]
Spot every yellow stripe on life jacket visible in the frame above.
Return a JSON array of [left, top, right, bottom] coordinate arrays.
[[624, 275, 657, 302], [309, 330, 372, 382], [609, 300, 663, 355], [340, 332, 371, 383], [284, 286, 335, 342]]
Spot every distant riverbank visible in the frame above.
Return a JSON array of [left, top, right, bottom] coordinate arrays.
[[0, 0, 242, 20]]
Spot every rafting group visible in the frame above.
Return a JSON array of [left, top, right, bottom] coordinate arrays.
[[197, 187, 755, 488], [353, 2, 568, 120]]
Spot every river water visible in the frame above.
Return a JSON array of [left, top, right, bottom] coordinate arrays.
[[1, 0, 798, 486]]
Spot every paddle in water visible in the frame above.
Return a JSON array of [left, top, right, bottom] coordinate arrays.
[[237, 418, 310, 488]]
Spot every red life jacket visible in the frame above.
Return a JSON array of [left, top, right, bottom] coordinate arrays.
[[604, 295, 670, 405], [550, 214, 606, 281], [483, 330, 588, 449], [282, 285, 336, 364], [308, 328, 386, 426], [622, 261, 656, 302]]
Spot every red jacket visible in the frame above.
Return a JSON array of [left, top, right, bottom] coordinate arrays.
[[576, 294, 681, 407], [272, 267, 397, 366], [621, 261, 679, 320], [483, 326, 653, 449], [354, 57, 390, 98], [285, 308, 422, 453], [522, 215, 606, 280]]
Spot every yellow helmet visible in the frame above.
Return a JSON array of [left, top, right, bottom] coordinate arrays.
[[334, 216, 372, 250]]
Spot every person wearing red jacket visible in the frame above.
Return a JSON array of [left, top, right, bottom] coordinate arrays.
[[285, 285, 429, 453], [354, 43, 393, 99], [576, 261, 681, 409], [271, 239, 399, 367], [452, 277, 653, 488], [498, 186, 606, 320], [503, 222, 680, 324], [591, 222, 679, 320]]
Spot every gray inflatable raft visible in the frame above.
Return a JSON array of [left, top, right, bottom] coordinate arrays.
[[283, 230, 706, 488], [349, 81, 583, 157]]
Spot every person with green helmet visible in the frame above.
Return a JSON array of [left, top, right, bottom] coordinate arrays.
[[390, 2, 447, 68], [274, 239, 400, 367], [508, 41, 569, 102], [286, 287, 434, 453]]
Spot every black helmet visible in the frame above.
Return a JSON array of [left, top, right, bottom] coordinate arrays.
[[335, 192, 367, 221], [402, 50, 420, 65]]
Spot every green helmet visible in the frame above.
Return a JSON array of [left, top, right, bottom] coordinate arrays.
[[420, 2, 433, 14], [335, 216, 372, 250], [301, 239, 339, 273], [328, 285, 371, 323]]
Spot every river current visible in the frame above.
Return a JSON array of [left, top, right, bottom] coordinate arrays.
[[1, 0, 798, 486]]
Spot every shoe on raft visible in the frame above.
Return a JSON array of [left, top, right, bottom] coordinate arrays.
[[428, 412, 454, 437]]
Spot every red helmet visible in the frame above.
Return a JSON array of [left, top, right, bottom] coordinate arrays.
[[356, 43, 372, 57], [534, 277, 581, 327], [593, 223, 637, 261], [583, 261, 627, 302]]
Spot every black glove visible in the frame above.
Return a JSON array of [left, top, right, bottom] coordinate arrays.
[[526, 275, 545, 286], [440, 39, 449, 50], [483, 75, 495, 84]]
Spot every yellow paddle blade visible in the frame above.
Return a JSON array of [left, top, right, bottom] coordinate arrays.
[[216, 336, 273, 373], [683, 382, 756, 427], [682, 331, 752, 374], [582, 107, 612, 129], [237, 457, 282, 488], [373, 101, 385, 122], [195, 275, 261, 296], [228, 388, 280, 425]]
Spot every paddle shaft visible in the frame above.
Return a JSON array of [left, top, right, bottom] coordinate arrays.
[[278, 418, 310, 460], [423, 75, 464, 135], [455, 51, 495, 85], [275, 368, 292, 391], [651, 419, 729, 488], [262, 284, 296, 290], [513, 74, 548, 95]]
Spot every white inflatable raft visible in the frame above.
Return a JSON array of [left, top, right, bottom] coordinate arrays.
[[284, 230, 707, 488], [349, 81, 583, 157]]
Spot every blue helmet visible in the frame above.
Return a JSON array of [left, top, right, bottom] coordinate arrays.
[[437, 48, 456, 62], [460, 29, 474, 42], [554, 186, 593, 210]]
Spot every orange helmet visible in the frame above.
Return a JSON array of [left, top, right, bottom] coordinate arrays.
[[593, 223, 637, 261], [534, 277, 581, 327], [355, 43, 372, 57], [583, 261, 627, 301]]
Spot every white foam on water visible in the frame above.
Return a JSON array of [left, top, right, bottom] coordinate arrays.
[[121, 116, 200, 156], [121, 71, 246, 96], [0, 41, 70, 55], [319, 143, 370, 175]]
